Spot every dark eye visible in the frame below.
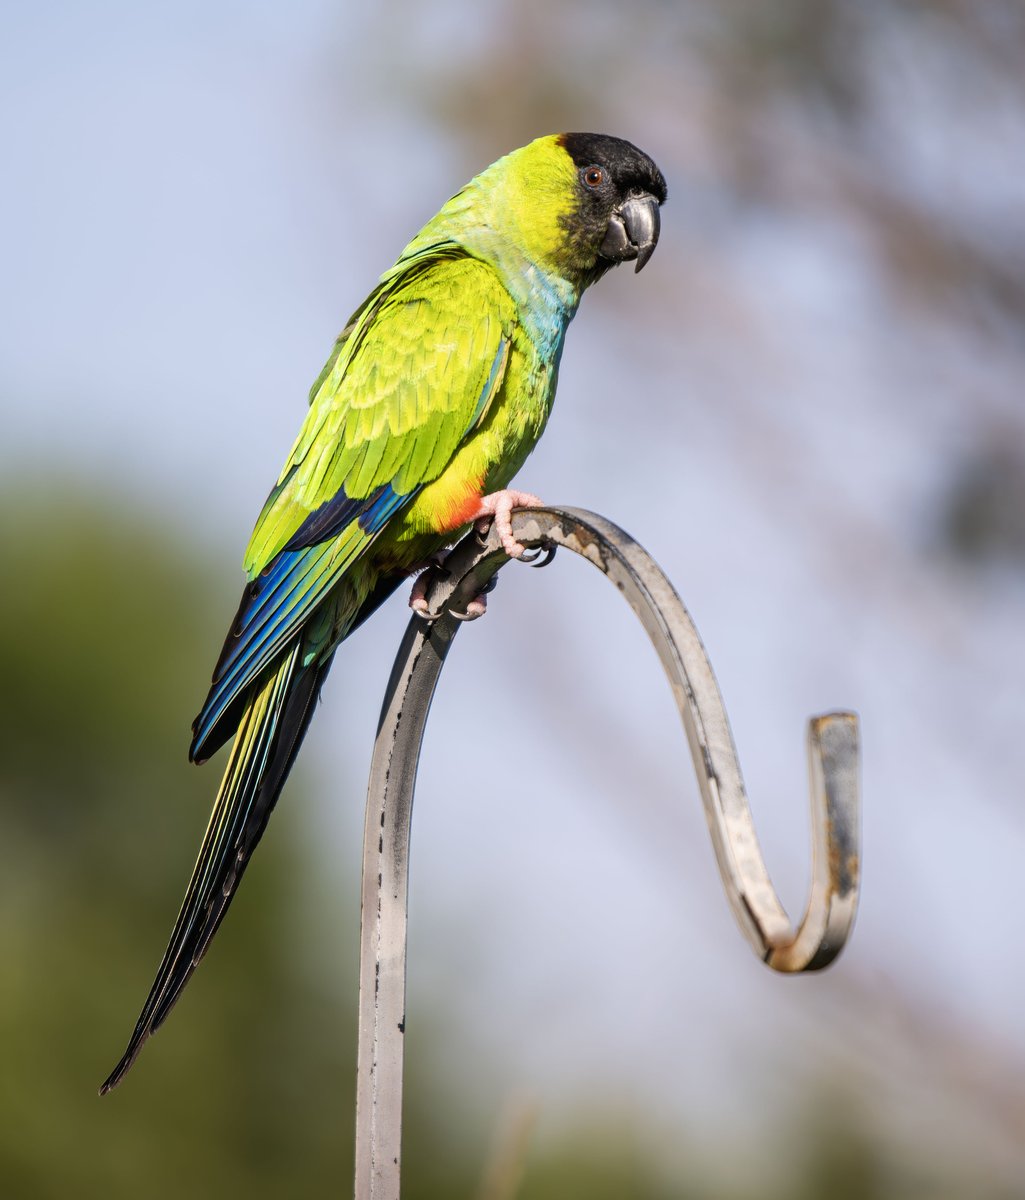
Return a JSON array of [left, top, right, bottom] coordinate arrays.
[[582, 165, 605, 189]]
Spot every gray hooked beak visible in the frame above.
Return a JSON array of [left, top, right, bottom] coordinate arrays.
[[599, 191, 661, 272]]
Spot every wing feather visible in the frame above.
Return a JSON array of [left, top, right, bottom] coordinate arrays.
[[191, 252, 515, 761]]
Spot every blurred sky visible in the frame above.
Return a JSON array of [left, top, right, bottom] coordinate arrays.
[[4, 0, 1025, 1188]]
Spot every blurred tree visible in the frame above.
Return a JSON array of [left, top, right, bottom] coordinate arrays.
[[938, 434, 1025, 569], [0, 485, 356, 1197]]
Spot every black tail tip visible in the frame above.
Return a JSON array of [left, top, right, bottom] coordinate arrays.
[[98, 1069, 122, 1097], [98, 1048, 135, 1096]]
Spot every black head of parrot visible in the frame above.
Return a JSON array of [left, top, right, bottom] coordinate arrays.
[[557, 132, 667, 279]]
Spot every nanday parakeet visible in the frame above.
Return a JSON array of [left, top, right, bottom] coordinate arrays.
[[101, 132, 666, 1092]]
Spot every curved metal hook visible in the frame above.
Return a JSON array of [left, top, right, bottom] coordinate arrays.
[[355, 506, 860, 1199]]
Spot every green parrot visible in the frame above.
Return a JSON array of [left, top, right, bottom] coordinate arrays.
[[101, 132, 666, 1092]]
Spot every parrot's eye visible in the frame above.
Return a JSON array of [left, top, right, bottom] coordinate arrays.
[[582, 166, 605, 190]]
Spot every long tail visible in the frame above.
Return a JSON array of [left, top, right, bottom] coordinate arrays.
[[100, 640, 331, 1094]]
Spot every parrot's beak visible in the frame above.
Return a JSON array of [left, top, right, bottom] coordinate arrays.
[[600, 191, 662, 273]]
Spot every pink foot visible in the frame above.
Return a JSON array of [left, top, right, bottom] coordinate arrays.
[[408, 553, 450, 617], [408, 569, 434, 617], [453, 589, 491, 621], [470, 489, 544, 559], [409, 562, 492, 621]]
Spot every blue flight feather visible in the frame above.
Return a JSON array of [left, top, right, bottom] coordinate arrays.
[[191, 484, 414, 759]]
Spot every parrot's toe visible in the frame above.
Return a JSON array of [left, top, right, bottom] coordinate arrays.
[[471, 489, 544, 559], [408, 571, 438, 619], [408, 555, 450, 619], [410, 567, 498, 622], [451, 589, 490, 621], [452, 575, 498, 621]]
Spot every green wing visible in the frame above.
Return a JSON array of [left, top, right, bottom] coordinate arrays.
[[191, 249, 515, 759], [244, 248, 513, 571]]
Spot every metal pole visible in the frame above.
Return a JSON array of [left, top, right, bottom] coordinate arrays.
[[354, 613, 459, 1200]]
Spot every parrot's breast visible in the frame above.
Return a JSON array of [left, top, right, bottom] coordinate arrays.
[[385, 300, 568, 560]]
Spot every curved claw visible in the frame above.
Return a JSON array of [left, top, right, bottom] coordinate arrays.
[[518, 541, 557, 568], [408, 560, 451, 621], [450, 605, 484, 622], [449, 575, 498, 622]]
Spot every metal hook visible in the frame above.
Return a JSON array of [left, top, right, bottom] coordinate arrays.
[[355, 506, 860, 1199]]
